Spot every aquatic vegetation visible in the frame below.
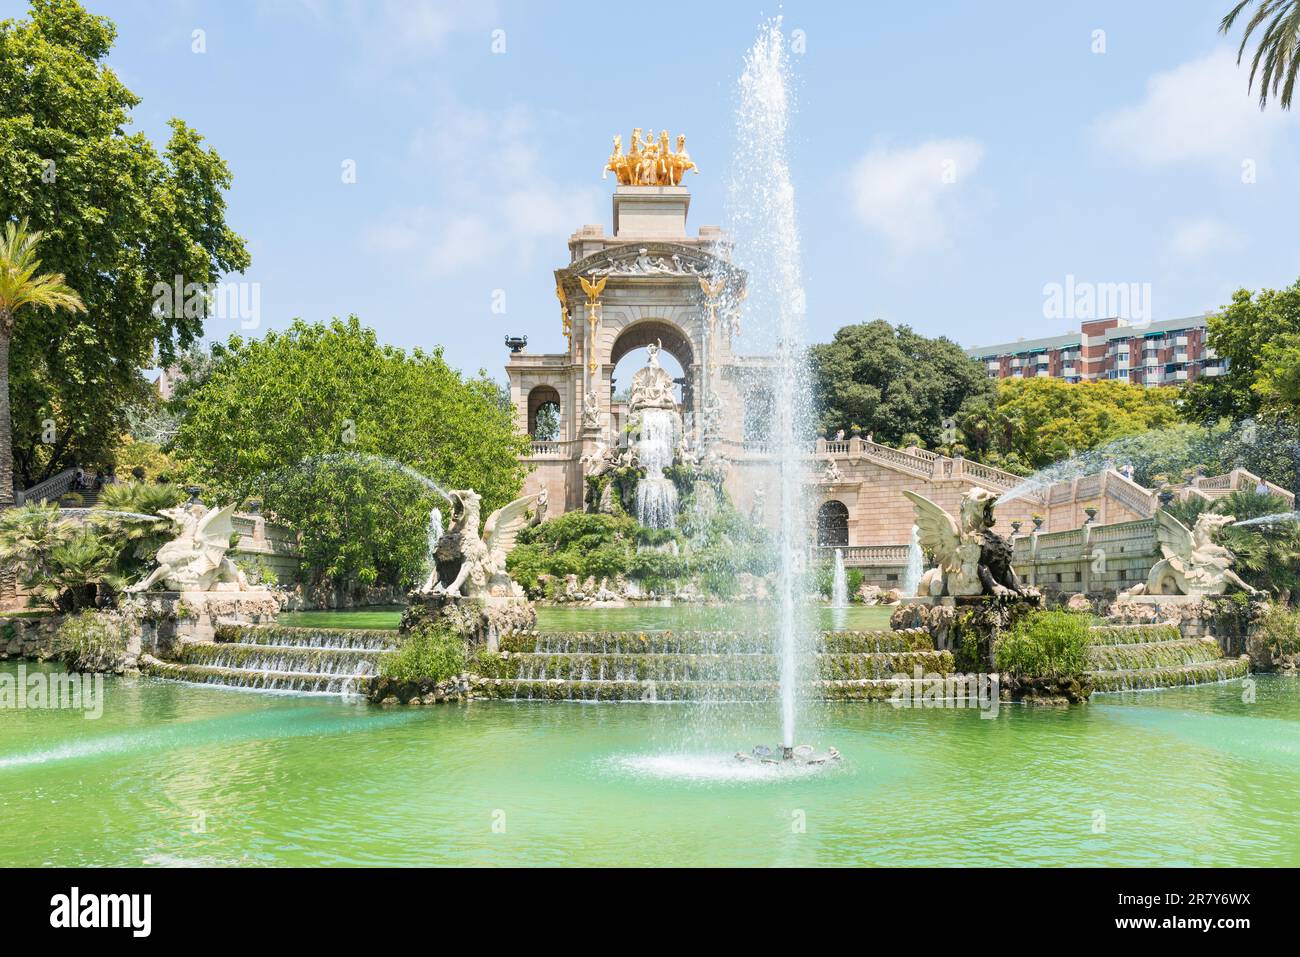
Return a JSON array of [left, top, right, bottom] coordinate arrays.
[[994, 610, 1091, 679]]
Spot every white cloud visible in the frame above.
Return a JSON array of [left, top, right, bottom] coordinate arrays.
[[1092, 48, 1291, 167], [848, 138, 984, 254], [1166, 217, 1244, 259]]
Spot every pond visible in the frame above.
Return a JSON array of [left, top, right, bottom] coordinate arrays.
[[2, 661, 1296, 866]]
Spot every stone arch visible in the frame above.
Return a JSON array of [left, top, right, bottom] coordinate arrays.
[[527, 385, 562, 439], [816, 499, 850, 547], [607, 317, 696, 371]]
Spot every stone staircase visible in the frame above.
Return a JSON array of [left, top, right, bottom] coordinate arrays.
[[471, 628, 951, 701], [142, 624, 399, 694], [1086, 623, 1248, 693]]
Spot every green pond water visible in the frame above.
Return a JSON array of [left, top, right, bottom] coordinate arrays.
[[2, 660, 1298, 866]]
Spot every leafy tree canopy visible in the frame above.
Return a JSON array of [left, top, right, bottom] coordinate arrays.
[[0, 0, 249, 486], [808, 320, 993, 445], [172, 317, 529, 589], [1183, 279, 1300, 423]]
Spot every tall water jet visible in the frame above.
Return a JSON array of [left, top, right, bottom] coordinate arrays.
[[831, 548, 848, 609], [729, 19, 813, 751], [902, 525, 924, 597]]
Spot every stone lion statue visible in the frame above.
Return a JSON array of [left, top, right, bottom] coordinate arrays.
[[903, 487, 1032, 598], [126, 502, 249, 593], [423, 489, 546, 599], [1124, 510, 1261, 597]]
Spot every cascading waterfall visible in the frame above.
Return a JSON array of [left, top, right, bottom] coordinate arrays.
[[635, 408, 679, 529], [730, 19, 813, 752], [902, 525, 924, 597], [831, 548, 848, 609]]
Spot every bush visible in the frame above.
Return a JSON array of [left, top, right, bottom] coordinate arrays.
[[381, 624, 467, 683], [1256, 604, 1300, 657], [57, 610, 131, 672], [994, 610, 1090, 679]]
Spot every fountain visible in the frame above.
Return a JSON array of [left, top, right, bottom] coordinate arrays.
[[629, 342, 681, 529], [901, 525, 924, 597], [730, 19, 815, 757], [831, 548, 848, 609], [424, 506, 443, 586]]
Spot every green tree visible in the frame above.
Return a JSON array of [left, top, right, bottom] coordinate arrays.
[[809, 320, 994, 444], [0, 0, 249, 487], [172, 317, 529, 590], [989, 377, 1181, 470], [0, 218, 85, 508], [1183, 280, 1300, 422], [1222, 0, 1300, 109]]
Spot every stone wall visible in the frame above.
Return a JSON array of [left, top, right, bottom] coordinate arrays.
[[1011, 518, 1158, 597], [0, 615, 63, 660]]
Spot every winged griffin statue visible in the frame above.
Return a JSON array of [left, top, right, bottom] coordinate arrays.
[[423, 489, 547, 599], [126, 502, 249, 593], [1124, 510, 1261, 597], [902, 488, 1033, 598]]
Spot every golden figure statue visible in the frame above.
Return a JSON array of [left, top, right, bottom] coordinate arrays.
[[579, 276, 607, 375], [555, 280, 571, 345], [604, 129, 698, 186]]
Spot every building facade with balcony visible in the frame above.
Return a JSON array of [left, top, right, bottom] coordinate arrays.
[[967, 316, 1226, 386]]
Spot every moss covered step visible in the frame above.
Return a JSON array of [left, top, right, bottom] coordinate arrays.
[[1087, 623, 1182, 646], [1089, 657, 1249, 693], [179, 642, 391, 677], [142, 656, 375, 694], [214, 624, 401, 651], [478, 649, 952, 683], [496, 628, 932, 656], [471, 676, 943, 702], [1087, 637, 1226, 671]]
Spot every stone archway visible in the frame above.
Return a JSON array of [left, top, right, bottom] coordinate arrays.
[[816, 500, 850, 547], [527, 385, 561, 439], [608, 318, 698, 412]]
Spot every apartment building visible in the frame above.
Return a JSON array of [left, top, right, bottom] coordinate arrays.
[[967, 317, 1228, 386]]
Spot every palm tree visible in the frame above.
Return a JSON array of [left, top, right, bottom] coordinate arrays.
[[1222, 0, 1300, 109], [0, 218, 86, 510]]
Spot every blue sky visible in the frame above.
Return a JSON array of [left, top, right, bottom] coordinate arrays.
[[6, 0, 1299, 382]]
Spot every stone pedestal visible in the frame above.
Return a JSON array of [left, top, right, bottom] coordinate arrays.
[[124, 589, 280, 654], [402, 591, 536, 651]]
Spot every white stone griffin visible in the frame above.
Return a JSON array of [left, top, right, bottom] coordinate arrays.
[[126, 502, 249, 593], [1125, 510, 1261, 597], [425, 489, 546, 599], [903, 487, 1029, 598]]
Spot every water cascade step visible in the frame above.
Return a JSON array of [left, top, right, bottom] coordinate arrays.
[[141, 625, 399, 694], [1086, 623, 1249, 692], [473, 628, 952, 701]]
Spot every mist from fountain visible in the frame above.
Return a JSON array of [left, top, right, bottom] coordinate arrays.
[[729, 19, 813, 752], [902, 525, 924, 597], [635, 408, 679, 529]]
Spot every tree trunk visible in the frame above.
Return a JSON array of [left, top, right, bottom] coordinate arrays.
[[0, 326, 16, 607]]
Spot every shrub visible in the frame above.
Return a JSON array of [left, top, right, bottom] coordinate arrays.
[[381, 624, 467, 683], [1256, 604, 1300, 657], [994, 610, 1090, 679], [57, 610, 131, 672]]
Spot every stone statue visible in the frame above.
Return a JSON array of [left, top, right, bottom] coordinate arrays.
[[582, 390, 601, 432], [749, 487, 766, 525], [903, 488, 1032, 598], [628, 340, 677, 411], [425, 489, 545, 599], [1124, 510, 1261, 597], [821, 457, 843, 484], [126, 502, 249, 593]]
